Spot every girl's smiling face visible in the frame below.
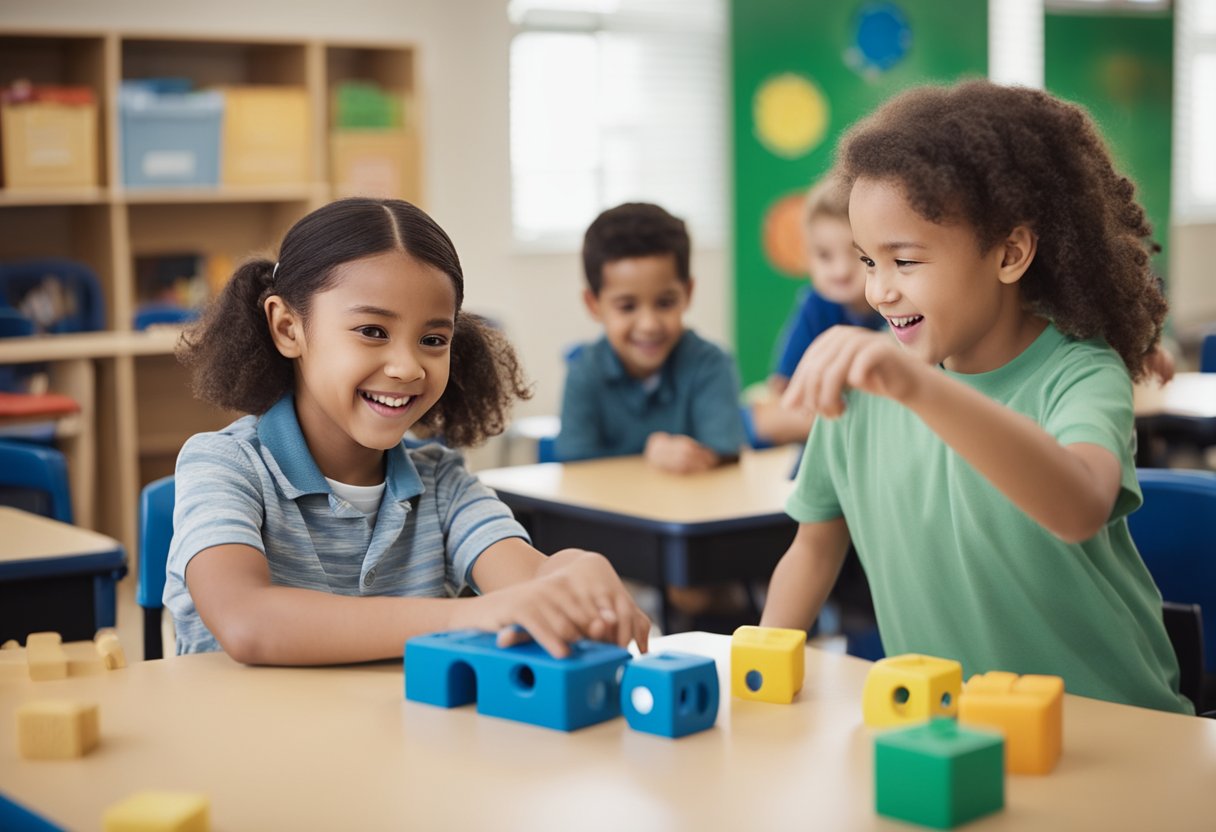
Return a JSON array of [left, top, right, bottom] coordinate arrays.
[[268, 250, 456, 485], [850, 176, 1039, 374]]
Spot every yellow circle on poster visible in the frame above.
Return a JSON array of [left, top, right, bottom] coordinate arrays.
[[753, 73, 828, 159]]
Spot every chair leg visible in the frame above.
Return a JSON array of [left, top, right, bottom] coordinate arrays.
[[143, 607, 163, 661]]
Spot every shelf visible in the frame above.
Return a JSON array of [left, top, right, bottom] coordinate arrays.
[[0, 188, 109, 206], [117, 183, 327, 205]]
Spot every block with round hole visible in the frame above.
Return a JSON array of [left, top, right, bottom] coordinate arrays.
[[958, 671, 1064, 774], [862, 653, 962, 728], [874, 718, 1005, 828], [730, 625, 806, 704], [620, 651, 719, 738], [403, 630, 630, 731]]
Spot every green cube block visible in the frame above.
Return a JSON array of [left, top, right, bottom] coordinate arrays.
[[874, 718, 1004, 829]]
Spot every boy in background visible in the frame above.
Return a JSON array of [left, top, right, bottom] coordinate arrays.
[[555, 202, 748, 623], [555, 202, 746, 473]]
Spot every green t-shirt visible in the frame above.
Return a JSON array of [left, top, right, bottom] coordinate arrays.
[[787, 323, 1191, 714]]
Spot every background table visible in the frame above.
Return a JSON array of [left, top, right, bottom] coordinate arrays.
[[477, 447, 801, 631], [1134, 372, 1216, 466], [1, 631, 1214, 830], [0, 507, 127, 643]]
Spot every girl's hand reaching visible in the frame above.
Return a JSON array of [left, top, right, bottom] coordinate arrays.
[[781, 326, 924, 418], [464, 548, 651, 659]]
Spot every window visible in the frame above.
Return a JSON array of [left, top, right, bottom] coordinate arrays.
[[1175, 0, 1216, 221], [508, 0, 726, 248]]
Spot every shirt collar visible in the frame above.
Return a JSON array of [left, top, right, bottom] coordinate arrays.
[[591, 331, 690, 405], [256, 395, 424, 502]]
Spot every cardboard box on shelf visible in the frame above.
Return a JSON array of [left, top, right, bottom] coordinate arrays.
[[330, 128, 417, 200]]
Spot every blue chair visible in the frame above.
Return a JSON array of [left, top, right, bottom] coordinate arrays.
[[137, 475, 175, 660], [1201, 333, 1216, 374], [0, 439, 72, 523], [133, 303, 199, 331], [0, 258, 105, 334], [0, 307, 37, 394], [1128, 468, 1216, 711]]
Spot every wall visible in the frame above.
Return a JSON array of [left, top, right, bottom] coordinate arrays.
[[729, 0, 987, 385], [0, 0, 730, 427]]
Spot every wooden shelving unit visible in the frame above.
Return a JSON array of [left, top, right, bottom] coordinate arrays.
[[0, 30, 423, 556]]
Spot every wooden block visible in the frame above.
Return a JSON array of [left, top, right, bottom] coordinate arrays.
[[15, 700, 100, 759], [102, 791, 210, 832], [26, 632, 68, 681], [2, 639, 20, 650], [95, 631, 127, 670]]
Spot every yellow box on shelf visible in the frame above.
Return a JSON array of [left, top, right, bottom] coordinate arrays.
[[220, 86, 310, 186], [330, 128, 417, 200], [1, 100, 99, 189]]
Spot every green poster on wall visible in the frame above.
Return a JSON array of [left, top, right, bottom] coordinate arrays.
[[731, 0, 988, 385]]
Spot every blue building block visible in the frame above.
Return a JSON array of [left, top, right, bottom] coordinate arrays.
[[404, 630, 631, 732], [875, 719, 1005, 829], [620, 651, 719, 738]]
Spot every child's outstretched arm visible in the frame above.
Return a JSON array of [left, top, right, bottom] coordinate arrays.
[[187, 540, 649, 666], [783, 326, 1123, 543], [759, 518, 851, 632]]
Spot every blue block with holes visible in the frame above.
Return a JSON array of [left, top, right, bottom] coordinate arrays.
[[620, 651, 719, 738], [403, 629, 631, 731]]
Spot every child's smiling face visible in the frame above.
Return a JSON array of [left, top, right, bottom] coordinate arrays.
[[850, 176, 1033, 374], [584, 253, 693, 379], [272, 250, 456, 484], [804, 214, 866, 308]]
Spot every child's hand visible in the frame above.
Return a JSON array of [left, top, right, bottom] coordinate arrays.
[[1142, 343, 1175, 387], [644, 431, 719, 473], [470, 549, 651, 659], [781, 326, 922, 418]]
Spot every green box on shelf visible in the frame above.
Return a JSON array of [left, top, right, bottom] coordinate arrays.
[[874, 718, 1004, 829], [333, 81, 402, 129]]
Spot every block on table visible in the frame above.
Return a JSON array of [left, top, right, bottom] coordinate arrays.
[[95, 630, 127, 670], [621, 651, 719, 738], [15, 699, 99, 759], [102, 791, 210, 832], [405, 630, 631, 731], [959, 671, 1064, 774], [875, 718, 1004, 829], [863, 653, 962, 728], [26, 632, 68, 681], [730, 625, 806, 704]]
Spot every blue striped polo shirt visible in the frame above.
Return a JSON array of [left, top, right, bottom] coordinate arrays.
[[163, 395, 529, 655]]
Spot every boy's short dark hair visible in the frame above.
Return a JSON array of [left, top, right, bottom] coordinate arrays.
[[581, 202, 691, 294]]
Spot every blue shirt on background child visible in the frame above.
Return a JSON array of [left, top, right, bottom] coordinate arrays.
[[775, 287, 887, 380]]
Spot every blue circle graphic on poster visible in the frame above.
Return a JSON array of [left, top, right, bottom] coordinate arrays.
[[847, 3, 912, 76]]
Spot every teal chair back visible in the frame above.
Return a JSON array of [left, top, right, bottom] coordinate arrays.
[[137, 475, 175, 660], [0, 438, 72, 523]]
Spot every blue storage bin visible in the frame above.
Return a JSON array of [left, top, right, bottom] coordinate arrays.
[[120, 82, 223, 188]]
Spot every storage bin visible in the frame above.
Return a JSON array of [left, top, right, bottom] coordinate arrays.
[[1, 99, 99, 189], [221, 86, 310, 186], [330, 128, 416, 200], [119, 83, 223, 188]]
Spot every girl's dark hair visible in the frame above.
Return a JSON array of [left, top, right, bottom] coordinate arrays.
[[835, 79, 1166, 380], [179, 197, 530, 446]]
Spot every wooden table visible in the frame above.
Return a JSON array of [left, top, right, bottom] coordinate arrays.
[[1134, 372, 1216, 466], [477, 447, 801, 630], [1, 631, 1213, 830], [0, 507, 127, 644]]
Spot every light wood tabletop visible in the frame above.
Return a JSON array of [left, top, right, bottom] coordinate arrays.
[[0, 507, 123, 563], [0, 631, 1213, 831], [1134, 372, 1216, 419], [476, 445, 800, 526]]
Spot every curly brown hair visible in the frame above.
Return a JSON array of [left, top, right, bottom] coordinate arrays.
[[178, 197, 531, 446], [835, 79, 1166, 380]]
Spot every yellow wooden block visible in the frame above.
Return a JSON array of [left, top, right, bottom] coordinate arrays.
[[103, 791, 210, 832], [16, 700, 100, 759], [862, 653, 962, 728], [26, 632, 68, 681], [959, 671, 1064, 775], [730, 625, 806, 703], [96, 631, 128, 670], [2, 639, 20, 650]]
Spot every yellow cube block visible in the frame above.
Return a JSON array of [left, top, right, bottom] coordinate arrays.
[[26, 631, 68, 681], [862, 653, 962, 728], [103, 792, 210, 832], [16, 700, 100, 759], [959, 671, 1064, 774], [731, 625, 806, 703]]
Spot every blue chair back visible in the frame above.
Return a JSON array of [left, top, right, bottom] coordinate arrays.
[[0, 259, 105, 334], [1127, 468, 1216, 673], [137, 475, 175, 659], [0, 439, 72, 522], [0, 308, 37, 393], [1201, 334, 1216, 374]]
